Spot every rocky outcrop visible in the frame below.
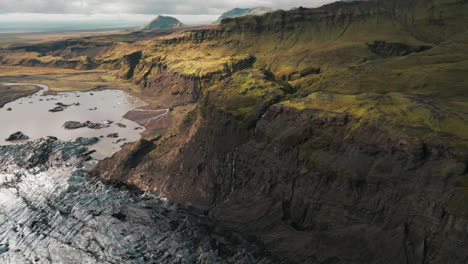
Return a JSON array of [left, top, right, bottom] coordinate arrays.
[[119, 51, 142, 80], [63, 120, 111, 130], [16, 56, 97, 70], [368, 41, 432, 57], [126, 55, 256, 107], [74, 137, 100, 146]]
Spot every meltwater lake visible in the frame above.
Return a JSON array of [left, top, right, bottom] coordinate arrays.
[[0, 83, 146, 159]]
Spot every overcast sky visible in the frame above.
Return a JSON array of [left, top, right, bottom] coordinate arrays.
[[0, 0, 335, 30]]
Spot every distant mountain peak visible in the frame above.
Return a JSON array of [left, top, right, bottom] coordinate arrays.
[[138, 15, 185, 31]]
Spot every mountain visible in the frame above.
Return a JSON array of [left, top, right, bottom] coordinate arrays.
[[1, 0, 468, 263], [215, 7, 278, 23], [138, 15, 185, 31]]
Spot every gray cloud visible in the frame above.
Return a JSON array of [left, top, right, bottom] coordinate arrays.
[[0, 0, 334, 15]]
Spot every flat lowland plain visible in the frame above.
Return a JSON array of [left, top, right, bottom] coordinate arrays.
[[0, 29, 133, 47], [0, 65, 140, 94]]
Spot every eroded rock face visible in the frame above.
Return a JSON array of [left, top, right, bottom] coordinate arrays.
[[0, 138, 273, 263]]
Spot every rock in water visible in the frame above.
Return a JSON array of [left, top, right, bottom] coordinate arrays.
[[63, 121, 86, 129], [74, 137, 100, 146], [85, 121, 109, 129], [5, 132, 29, 141], [49, 105, 65, 112], [63, 121, 110, 130], [107, 133, 119, 138], [114, 138, 127, 144]]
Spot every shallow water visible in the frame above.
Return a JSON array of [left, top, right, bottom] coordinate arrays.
[[0, 83, 146, 159]]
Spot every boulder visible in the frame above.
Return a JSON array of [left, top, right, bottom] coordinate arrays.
[[63, 121, 111, 130], [63, 121, 87, 129], [49, 106, 65, 112], [74, 137, 100, 146], [6, 131, 30, 141]]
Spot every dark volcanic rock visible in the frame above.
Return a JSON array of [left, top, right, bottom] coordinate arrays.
[[74, 137, 100, 146], [5, 131, 29, 141], [63, 121, 111, 130], [107, 133, 119, 138], [49, 102, 80, 112], [114, 138, 127, 144], [84, 121, 109, 129], [63, 121, 86, 129], [368, 40, 432, 57], [49, 105, 65, 112]]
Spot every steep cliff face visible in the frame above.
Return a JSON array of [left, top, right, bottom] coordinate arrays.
[[95, 92, 468, 263], [122, 54, 257, 106]]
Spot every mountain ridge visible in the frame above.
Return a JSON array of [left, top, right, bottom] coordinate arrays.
[[215, 7, 279, 23]]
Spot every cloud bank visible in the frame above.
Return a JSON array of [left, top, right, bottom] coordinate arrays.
[[0, 0, 335, 28], [0, 0, 334, 15]]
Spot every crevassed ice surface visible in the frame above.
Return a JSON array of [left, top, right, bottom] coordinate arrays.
[[0, 83, 146, 159], [0, 140, 270, 264]]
